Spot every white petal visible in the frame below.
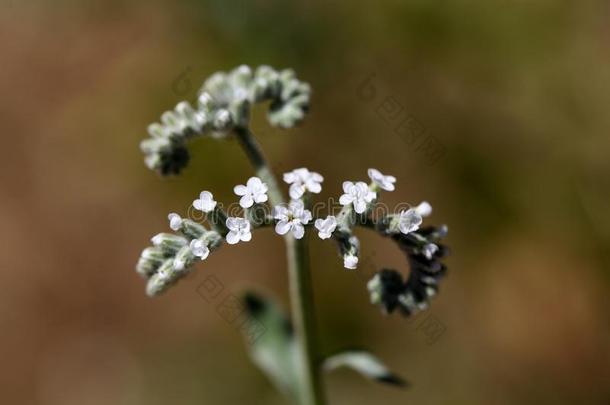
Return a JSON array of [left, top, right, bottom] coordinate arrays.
[[314, 219, 325, 231], [367, 168, 381, 180], [339, 194, 353, 206], [289, 183, 304, 199], [300, 210, 312, 224], [226, 217, 239, 231], [273, 205, 288, 219], [193, 199, 203, 210], [253, 193, 268, 204], [416, 201, 432, 217], [247, 176, 263, 189], [240, 231, 252, 242], [257, 182, 268, 193], [275, 220, 291, 235], [199, 247, 210, 260], [318, 231, 331, 240], [311, 172, 324, 182], [226, 231, 240, 244], [383, 181, 395, 191], [233, 184, 248, 196], [283, 172, 297, 184], [307, 181, 322, 194], [354, 200, 367, 214], [342, 181, 354, 194], [292, 224, 305, 239], [239, 194, 254, 208], [202, 200, 217, 212]]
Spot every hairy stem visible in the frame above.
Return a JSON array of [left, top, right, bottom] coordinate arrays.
[[234, 126, 326, 405]]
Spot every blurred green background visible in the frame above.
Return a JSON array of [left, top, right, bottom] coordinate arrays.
[[2, 0, 610, 403]]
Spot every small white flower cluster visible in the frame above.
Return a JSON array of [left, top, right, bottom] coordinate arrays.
[[140, 65, 311, 175], [309, 168, 435, 270], [137, 167, 438, 295]]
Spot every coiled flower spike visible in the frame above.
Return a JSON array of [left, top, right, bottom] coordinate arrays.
[[140, 65, 311, 176]]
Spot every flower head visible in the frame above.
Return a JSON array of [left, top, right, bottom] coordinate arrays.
[[274, 200, 312, 239], [283, 168, 324, 199], [344, 254, 359, 269], [193, 191, 217, 213], [168, 212, 182, 231], [234, 177, 268, 208], [225, 217, 252, 244], [190, 239, 210, 260], [314, 216, 337, 240], [399, 208, 423, 235], [368, 168, 396, 191], [339, 181, 376, 214]]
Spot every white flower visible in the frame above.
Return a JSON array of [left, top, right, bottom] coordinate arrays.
[[399, 208, 423, 234], [234, 177, 268, 208], [225, 217, 252, 244], [422, 243, 438, 259], [367, 168, 396, 191], [168, 212, 182, 231], [314, 216, 337, 240], [193, 191, 217, 213], [344, 254, 359, 269], [415, 201, 432, 217], [339, 181, 376, 214], [190, 239, 210, 260], [283, 167, 324, 199], [274, 200, 312, 239]]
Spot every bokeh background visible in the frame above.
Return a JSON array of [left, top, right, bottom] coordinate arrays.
[[2, 0, 610, 404]]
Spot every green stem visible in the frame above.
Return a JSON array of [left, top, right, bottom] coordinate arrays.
[[234, 126, 326, 405]]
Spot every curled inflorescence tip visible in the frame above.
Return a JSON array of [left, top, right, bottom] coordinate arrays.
[[140, 65, 311, 176]]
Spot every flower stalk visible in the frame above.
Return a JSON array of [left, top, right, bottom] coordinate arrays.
[[234, 125, 326, 405]]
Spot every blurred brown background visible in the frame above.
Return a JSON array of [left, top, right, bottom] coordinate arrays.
[[2, 0, 610, 404]]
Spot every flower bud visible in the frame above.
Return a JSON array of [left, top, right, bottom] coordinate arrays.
[[150, 233, 188, 254], [173, 245, 195, 272], [179, 219, 206, 239], [136, 246, 165, 277]]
